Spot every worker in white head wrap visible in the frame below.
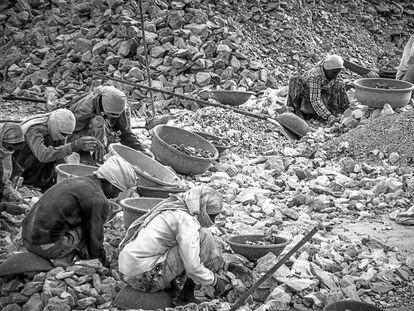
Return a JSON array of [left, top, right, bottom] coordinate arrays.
[[68, 85, 146, 163], [13, 109, 100, 192], [287, 54, 350, 122], [119, 185, 253, 303], [95, 155, 137, 192]]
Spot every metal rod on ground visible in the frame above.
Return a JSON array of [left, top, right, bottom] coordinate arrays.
[[88, 72, 271, 122], [137, 0, 155, 117], [229, 225, 320, 311]]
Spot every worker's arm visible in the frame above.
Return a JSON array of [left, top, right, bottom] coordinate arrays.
[[307, 75, 331, 120], [25, 126, 75, 163], [80, 198, 109, 266], [115, 109, 145, 152], [172, 211, 216, 286]]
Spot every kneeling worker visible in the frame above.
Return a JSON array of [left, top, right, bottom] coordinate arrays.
[[287, 54, 350, 122], [118, 186, 252, 304], [22, 155, 137, 267]]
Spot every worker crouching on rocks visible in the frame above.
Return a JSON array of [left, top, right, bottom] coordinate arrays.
[[22, 155, 137, 268], [118, 185, 253, 305], [13, 109, 99, 192], [287, 54, 350, 123], [0, 123, 27, 215], [69, 85, 146, 162], [397, 34, 414, 84]]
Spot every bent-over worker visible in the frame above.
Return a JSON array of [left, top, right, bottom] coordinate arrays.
[[397, 34, 414, 84], [13, 109, 99, 192], [287, 54, 350, 122], [22, 155, 137, 268], [69, 85, 145, 162], [0, 123, 26, 215], [118, 186, 252, 304]]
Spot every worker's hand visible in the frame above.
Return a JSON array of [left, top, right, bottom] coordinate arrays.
[[327, 114, 337, 125], [214, 275, 230, 296], [93, 144, 106, 163], [75, 136, 99, 152], [3, 182, 23, 202], [227, 262, 254, 284], [0, 202, 26, 215]]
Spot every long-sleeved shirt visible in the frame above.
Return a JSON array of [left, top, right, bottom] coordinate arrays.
[[397, 34, 414, 80], [119, 209, 215, 286], [19, 124, 74, 163], [69, 93, 144, 151], [302, 63, 340, 119], [22, 175, 109, 261]]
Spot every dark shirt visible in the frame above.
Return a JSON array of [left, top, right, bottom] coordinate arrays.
[[22, 175, 109, 261], [69, 93, 144, 151]]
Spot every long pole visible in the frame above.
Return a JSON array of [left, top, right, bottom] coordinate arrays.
[[229, 225, 320, 311], [137, 0, 155, 117], [88, 72, 269, 121]]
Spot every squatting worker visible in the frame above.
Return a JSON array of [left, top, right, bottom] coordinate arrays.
[[397, 34, 414, 84], [13, 109, 99, 192], [287, 54, 350, 122], [0, 123, 26, 215], [22, 155, 137, 268], [118, 186, 252, 304], [69, 85, 145, 162]]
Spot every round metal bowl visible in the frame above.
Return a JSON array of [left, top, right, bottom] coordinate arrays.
[[151, 125, 219, 175], [193, 131, 231, 155], [324, 300, 384, 311], [354, 78, 414, 108], [109, 143, 179, 187], [227, 234, 289, 261], [211, 90, 254, 106], [136, 185, 187, 198], [276, 112, 310, 138]]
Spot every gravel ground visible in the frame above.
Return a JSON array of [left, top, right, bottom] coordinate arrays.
[[326, 110, 414, 166]]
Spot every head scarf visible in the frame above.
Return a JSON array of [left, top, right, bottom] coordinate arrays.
[[95, 155, 137, 191], [0, 123, 24, 182], [20, 109, 75, 141], [119, 185, 223, 249], [94, 85, 127, 115], [323, 54, 344, 70]]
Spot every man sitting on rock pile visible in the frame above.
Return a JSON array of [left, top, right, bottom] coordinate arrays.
[[69, 85, 146, 163], [287, 54, 350, 122], [22, 155, 137, 268]]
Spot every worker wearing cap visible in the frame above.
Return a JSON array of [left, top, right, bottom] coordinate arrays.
[[397, 34, 414, 84], [22, 155, 137, 268], [13, 109, 99, 192], [69, 85, 145, 162], [287, 54, 350, 122]]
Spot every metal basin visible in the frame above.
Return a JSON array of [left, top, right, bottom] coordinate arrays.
[[108, 143, 179, 187], [324, 301, 384, 311], [211, 90, 254, 106], [120, 197, 163, 229], [136, 185, 187, 198], [354, 78, 414, 108], [276, 112, 310, 138], [151, 125, 218, 175], [227, 234, 289, 261]]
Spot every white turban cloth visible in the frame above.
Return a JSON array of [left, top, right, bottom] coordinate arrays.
[[95, 155, 137, 191], [323, 54, 344, 70], [94, 85, 127, 115]]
